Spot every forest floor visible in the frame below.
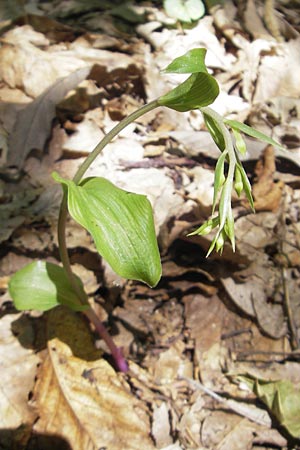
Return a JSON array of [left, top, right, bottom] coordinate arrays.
[[1, 1, 300, 449]]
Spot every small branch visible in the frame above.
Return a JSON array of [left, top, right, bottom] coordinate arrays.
[[180, 377, 272, 428]]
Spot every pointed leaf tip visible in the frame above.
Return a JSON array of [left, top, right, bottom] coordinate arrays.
[[159, 48, 219, 112]]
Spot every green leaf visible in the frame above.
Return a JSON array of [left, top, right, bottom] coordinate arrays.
[[203, 112, 226, 151], [159, 49, 219, 112], [158, 72, 219, 112], [236, 375, 300, 439], [162, 48, 208, 74], [225, 119, 286, 151], [8, 261, 87, 312], [53, 173, 161, 288], [164, 0, 205, 23]]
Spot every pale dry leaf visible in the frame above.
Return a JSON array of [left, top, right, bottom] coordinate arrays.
[[177, 392, 206, 448], [254, 37, 300, 103], [238, 39, 276, 103], [152, 402, 173, 448], [243, 0, 271, 40], [62, 109, 104, 156], [8, 67, 90, 168], [235, 212, 279, 260], [221, 276, 256, 317], [202, 412, 259, 450], [0, 314, 39, 429], [222, 263, 287, 339], [153, 342, 192, 385], [34, 337, 155, 450], [253, 295, 287, 339], [183, 294, 228, 389]]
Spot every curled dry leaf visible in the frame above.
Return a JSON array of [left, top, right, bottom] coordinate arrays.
[[33, 337, 155, 450]]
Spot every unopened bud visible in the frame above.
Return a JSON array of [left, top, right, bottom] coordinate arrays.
[[234, 166, 243, 196], [215, 231, 226, 253]]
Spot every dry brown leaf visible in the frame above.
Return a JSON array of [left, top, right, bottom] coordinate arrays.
[[34, 337, 155, 450], [8, 67, 90, 168], [243, 0, 271, 40], [201, 411, 267, 450], [221, 268, 287, 339], [183, 295, 228, 388], [252, 145, 284, 212], [152, 402, 173, 448], [0, 314, 39, 429], [254, 37, 300, 103], [153, 341, 193, 384]]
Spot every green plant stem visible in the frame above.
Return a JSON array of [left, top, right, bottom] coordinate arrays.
[[73, 99, 159, 184], [58, 98, 159, 292], [57, 99, 160, 370], [84, 308, 129, 372]]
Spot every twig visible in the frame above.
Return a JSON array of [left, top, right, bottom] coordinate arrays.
[[180, 377, 272, 428]]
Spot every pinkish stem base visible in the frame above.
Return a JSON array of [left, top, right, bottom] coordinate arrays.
[[84, 308, 129, 372]]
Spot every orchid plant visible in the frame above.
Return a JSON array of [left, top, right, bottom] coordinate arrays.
[[8, 48, 284, 371]]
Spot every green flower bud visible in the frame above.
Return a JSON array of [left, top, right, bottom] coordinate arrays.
[[213, 151, 228, 212], [232, 128, 247, 155], [188, 217, 219, 237], [215, 230, 226, 253], [234, 166, 243, 197]]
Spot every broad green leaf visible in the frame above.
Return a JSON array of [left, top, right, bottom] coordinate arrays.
[[203, 112, 226, 151], [164, 0, 205, 23], [8, 261, 87, 312], [53, 173, 161, 288], [162, 48, 208, 74], [225, 119, 286, 151], [236, 375, 300, 439], [158, 72, 219, 112]]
